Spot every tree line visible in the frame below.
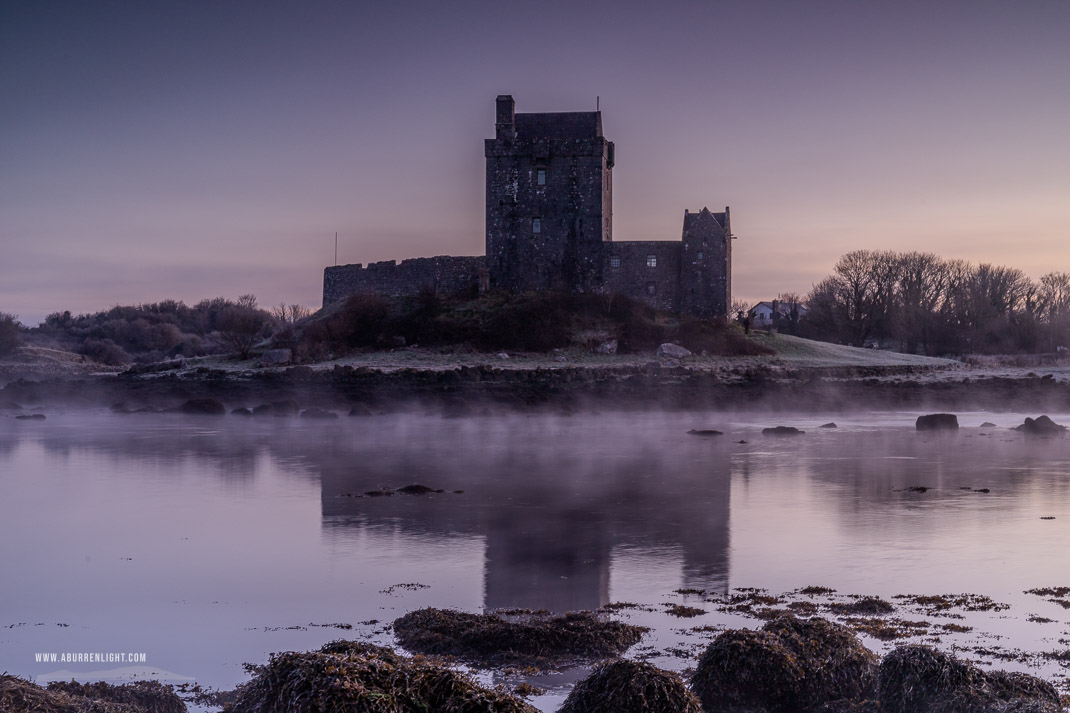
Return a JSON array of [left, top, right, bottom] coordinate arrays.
[[799, 250, 1070, 355]]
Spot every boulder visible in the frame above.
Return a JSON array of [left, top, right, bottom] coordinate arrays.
[[300, 408, 338, 419], [693, 617, 877, 713], [657, 343, 692, 359], [595, 339, 619, 355], [1014, 415, 1067, 435], [915, 413, 959, 431], [260, 348, 292, 365], [763, 426, 804, 436], [559, 659, 702, 713], [231, 407, 253, 416], [688, 429, 723, 437], [180, 398, 225, 416], [228, 642, 536, 713], [820, 422, 838, 429], [878, 644, 1060, 713]]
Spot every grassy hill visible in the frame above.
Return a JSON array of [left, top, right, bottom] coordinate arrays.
[[751, 333, 960, 368]]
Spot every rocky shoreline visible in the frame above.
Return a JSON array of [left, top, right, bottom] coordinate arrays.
[[4, 361, 1070, 416]]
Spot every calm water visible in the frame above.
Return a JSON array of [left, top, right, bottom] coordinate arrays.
[[2, 410, 1070, 710]]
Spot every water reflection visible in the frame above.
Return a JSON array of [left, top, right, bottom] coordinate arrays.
[[3, 411, 1069, 701]]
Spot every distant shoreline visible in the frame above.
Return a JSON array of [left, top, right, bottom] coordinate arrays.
[[4, 355, 1070, 416]]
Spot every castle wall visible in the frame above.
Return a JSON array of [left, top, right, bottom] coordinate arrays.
[[322, 255, 484, 306], [603, 241, 683, 312]]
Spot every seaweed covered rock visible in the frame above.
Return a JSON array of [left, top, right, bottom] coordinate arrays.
[[692, 628, 805, 713], [558, 659, 701, 713], [916, 413, 959, 431], [692, 617, 877, 713], [878, 645, 1061, 713], [0, 674, 186, 713], [392, 608, 646, 668], [229, 642, 536, 713], [48, 680, 186, 713], [764, 616, 879, 705]]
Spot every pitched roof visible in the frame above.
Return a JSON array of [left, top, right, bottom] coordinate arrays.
[[514, 112, 602, 140]]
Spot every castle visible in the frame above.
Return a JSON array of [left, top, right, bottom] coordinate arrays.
[[323, 95, 733, 318]]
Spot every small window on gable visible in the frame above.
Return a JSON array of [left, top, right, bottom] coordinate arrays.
[[696, 251, 703, 260], [646, 282, 657, 295], [537, 168, 546, 186], [610, 255, 621, 268], [532, 217, 541, 234], [646, 255, 657, 268]]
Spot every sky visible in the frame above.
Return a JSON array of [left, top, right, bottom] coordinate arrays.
[[2, 0, 1068, 325]]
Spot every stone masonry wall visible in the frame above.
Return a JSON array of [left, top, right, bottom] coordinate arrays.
[[602, 241, 683, 312], [322, 255, 485, 306]]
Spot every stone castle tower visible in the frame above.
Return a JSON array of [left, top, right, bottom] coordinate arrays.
[[323, 95, 733, 318], [485, 95, 614, 293]]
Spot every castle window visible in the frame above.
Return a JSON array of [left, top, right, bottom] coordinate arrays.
[[532, 217, 541, 234], [537, 168, 546, 186], [610, 256, 621, 268], [646, 282, 657, 295], [696, 252, 703, 260], [646, 255, 657, 268]]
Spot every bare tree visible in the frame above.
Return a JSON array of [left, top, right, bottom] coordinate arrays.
[[271, 303, 312, 327], [217, 305, 267, 359]]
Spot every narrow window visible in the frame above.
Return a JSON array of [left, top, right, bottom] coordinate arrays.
[[696, 251, 703, 260], [537, 168, 546, 186], [646, 282, 657, 295], [532, 217, 541, 234], [646, 255, 657, 268], [610, 256, 621, 268]]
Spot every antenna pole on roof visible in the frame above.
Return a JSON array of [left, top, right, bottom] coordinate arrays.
[[334, 232, 338, 266], [596, 95, 600, 111]]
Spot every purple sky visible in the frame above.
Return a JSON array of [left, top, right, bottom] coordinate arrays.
[[2, 0, 1068, 324]]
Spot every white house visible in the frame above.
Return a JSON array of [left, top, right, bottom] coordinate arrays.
[[748, 301, 808, 328]]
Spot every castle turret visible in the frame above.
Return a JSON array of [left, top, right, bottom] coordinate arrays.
[[495, 95, 515, 141], [679, 207, 732, 318]]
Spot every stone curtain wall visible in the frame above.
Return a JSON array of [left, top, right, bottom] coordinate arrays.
[[322, 256, 485, 306], [602, 241, 683, 312]]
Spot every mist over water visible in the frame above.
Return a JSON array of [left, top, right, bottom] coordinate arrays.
[[2, 411, 1069, 710]]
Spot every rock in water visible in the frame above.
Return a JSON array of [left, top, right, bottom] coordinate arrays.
[[1014, 415, 1067, 435], [915, 413, 958, 431], [763, 426, 804, 436], [560, 659, 702, 713], [820, 422, 838, 428], [180, 398, 225, 415], [687, 429, 724, 437], [228, 642, 537, 713], [692, 617, 877, 713], [657, 343, 692, 358], [878, 644, 1060, 713]]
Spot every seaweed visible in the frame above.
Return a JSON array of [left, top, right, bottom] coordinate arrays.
[[692, 617, 877, 713], [878, 644, 1061, 713], [391, 608, 646, 668], [228, 641, 537, 713], [558, 659, 702, 713]]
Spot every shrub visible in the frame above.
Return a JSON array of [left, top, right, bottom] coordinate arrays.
[[0, 312, 20, 355], [79, 338, 130, 365]]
